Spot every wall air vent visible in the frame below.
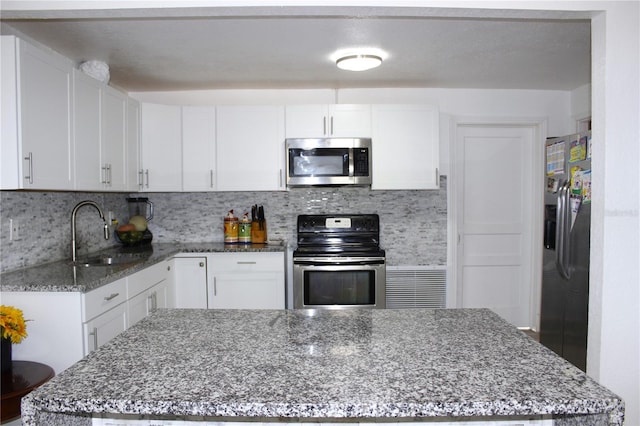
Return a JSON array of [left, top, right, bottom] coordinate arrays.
[[386, 266, 447, 309]]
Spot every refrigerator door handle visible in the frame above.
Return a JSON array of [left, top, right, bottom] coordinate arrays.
[[555, 180, 572, 280]]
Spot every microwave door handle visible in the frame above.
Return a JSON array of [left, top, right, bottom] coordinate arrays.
[[348, 148, 355, 179]]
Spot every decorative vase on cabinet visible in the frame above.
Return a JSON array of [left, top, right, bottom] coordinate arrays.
[[1, 337, 11, 373]]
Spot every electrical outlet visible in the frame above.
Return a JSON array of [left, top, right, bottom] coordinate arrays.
[[9, 219, 21, 241]]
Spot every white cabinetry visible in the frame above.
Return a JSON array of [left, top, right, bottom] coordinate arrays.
[[126, 98, 142, 191], [285, 104, 371, 138], [216, 105, 285, 191], [140, 103, 183, 191], [208, 252, 285, 309], [182, 106, 216, 191], [73, 69, 102, 190], [172, 256, 208, 308], [127, 261, 172, 327], [82, 277, 128, 354], [1, 35, 73, 190], [101, 85, 128, 191], [371, 104, 440, 190], [73, 71, 128, 191]]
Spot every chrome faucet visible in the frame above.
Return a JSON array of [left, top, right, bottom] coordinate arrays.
[[71, 200, 110, 262]]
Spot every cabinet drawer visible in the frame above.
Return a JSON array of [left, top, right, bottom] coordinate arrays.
[[127, 261, 168, 298], [82, 278, 127, 322], [210, 252, 284, 272]]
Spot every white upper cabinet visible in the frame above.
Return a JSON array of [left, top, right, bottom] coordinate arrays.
[[216, 105, 285, 191], [73, 70, 102, 191], [101, 85, 128, 191], [371, 104, 440, 190], [140, 102, 183, 191], [1, 36, 73, 190], [73, 71, 128, 191], [182, 106, 216, 191], [285, 104, 372, 138], [126, 98, 141, 191]]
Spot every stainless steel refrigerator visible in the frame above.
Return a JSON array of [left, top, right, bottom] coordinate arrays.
[[540, 132, 591, 372]]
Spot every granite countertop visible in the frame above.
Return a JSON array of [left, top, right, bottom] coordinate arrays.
[[21, 308, 624, 425], [0, 242, 287, 293]]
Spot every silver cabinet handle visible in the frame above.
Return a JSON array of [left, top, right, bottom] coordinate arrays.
[[330, 116, 334, 135], [102, 164, 108, 184], [323, 116, 327, 135], [148, 292, 158, 312], [89, 327, 98, 351], [145, 169, 149, 188], [213, 277, 217, 296], [199, 262, 205, 267], [104, 292, 119, 301], [24, 152, 33, 184], [435, 167, 439, 184], [210, 169, 214, 188], [167, 265, 171, 271], [107, 164, 112, 185], [237, 261, 257, 265], [279, 168, 283, 188], [138, 169, 144, 189]]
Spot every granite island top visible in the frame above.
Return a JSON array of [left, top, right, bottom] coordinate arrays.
[[0, 242, 287, 292], [21, 308, 624, 425]]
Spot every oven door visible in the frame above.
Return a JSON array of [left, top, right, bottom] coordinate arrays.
[[293, 257, 386, 309]]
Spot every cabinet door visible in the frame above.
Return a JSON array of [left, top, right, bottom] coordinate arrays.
[[126, 98, 141, 191], [173, 256, 208, 308], [1, 36, 19, 189], [371, 104, 440, 190], [140, 102, 183, 191], [329, 104, 371, 137], [127, 289, 153, 327], [209, 272, 285, 309], [19, 38, 74, 189], [285, 104, 371, 138], [216, 105, 285, 191], [101, 86, 127, 190], [73, 69, 102, 190], [285, 104, 328, 137], [83, 302, 127, 354], [182, 106, 216, 191], [208, 252, 285, 309]]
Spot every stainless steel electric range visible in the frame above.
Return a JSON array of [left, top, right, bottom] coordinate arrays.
[[292, 214, 386, 309]]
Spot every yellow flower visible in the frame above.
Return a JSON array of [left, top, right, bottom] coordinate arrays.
[[0, 305, 29, 344]]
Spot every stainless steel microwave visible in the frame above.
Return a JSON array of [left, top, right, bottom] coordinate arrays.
[[285, 138, 372, 186]]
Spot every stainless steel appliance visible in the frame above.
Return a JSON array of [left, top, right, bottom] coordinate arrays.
[[293, 214, 386, 309], [285, 138, 372, 186], [540, 132, 591, 372]]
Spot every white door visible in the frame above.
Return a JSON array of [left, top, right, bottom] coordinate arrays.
[[455, 124, 540, 328]]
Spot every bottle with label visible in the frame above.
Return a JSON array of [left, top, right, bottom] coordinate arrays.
[[238, 212, 252, 244], [223, 210, 238, 244]]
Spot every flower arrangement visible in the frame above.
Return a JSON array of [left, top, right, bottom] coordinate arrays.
[[0, 305, 28, 344]]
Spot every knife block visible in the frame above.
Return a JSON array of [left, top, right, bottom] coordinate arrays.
[[251, 220, 267, 243]]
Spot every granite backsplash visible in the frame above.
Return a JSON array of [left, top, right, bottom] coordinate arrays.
[[0, 178, 446, 272]]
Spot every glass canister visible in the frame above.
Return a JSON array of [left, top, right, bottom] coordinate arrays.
[[223, 210, 238, 244], [238, 213, 252, 244]]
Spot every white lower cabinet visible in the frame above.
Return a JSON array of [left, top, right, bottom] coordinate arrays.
[[208, 252, 285, 309], [127, 260, 172, 327], [83, 303, 127, 354], [172, 256, 208, 308]]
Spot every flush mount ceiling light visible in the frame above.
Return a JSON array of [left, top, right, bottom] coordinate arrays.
[[336, 54, 383, 71]]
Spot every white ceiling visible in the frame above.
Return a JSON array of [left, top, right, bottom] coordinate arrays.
[[0, 5, 591, 93]]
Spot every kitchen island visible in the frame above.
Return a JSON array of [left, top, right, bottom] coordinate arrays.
[[21, 308, 623, 426]]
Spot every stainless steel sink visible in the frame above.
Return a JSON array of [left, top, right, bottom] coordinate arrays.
[[73, 253, 148, 267]]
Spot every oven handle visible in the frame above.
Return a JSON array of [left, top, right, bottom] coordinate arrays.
[[293, 258, 385, 266]]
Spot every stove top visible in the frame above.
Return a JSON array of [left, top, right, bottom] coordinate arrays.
[[294, 214, 384, 257]]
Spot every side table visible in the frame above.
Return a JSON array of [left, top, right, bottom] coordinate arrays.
[[1, 361, 54, 423]]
